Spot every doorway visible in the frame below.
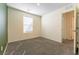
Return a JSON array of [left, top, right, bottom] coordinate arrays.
[[63, 10, 74, 41], [62, 10, 75, 54]]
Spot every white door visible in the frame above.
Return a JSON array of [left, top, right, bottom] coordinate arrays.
[[74, 4, 79, 54]]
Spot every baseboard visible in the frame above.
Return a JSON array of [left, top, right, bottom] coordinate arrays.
[[3, 43, 8, 55], [8, 36, 41, 44], [41, 36, 62, 43]]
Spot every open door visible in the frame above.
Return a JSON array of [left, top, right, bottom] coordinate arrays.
[[73, 4, 79, 54], [75, 5, 79, 54]]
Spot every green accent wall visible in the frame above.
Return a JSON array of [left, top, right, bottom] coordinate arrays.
[[0, 4, 7, 55]]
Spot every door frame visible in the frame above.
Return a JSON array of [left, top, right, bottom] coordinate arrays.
[[62, 9, 76, 54]]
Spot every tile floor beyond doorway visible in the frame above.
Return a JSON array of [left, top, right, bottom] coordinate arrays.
[[5, 37, 74, 55]]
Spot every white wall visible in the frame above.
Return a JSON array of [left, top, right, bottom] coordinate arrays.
[[8, 7, 41, 43], [41, 4, 74, 43], [8, 4, 75, 43]]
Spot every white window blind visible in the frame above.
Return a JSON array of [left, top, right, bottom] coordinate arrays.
[[23, 16, 33, 33]]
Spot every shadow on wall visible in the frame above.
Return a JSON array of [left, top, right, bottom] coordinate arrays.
[[0, 3, 7, 55]]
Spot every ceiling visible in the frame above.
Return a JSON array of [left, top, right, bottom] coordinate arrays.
[[7, 3, 72, 16]]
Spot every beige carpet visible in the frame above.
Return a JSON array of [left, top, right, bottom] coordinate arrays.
[[5, 37, 74, 55]]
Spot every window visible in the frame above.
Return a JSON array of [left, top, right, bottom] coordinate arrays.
[[23, 16, 33, 33]]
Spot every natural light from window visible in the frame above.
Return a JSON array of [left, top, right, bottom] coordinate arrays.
[[23, 16, 33, 33]]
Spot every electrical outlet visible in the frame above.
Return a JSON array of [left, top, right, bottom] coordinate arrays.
[[1, 46, 3, 51]]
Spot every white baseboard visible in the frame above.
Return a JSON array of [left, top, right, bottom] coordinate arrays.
[[8, 36, 40, 43], [41, 36, 62, 43]]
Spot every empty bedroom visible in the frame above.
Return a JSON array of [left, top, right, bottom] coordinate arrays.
[[0, 3, 77, 55]]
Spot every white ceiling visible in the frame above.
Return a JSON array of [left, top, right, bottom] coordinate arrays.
[[7, 3, 72, 16]]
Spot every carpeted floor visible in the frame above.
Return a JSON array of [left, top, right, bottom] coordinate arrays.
[[5, 37, 74, 55]]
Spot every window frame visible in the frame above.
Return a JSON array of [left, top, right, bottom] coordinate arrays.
[[23, 16, 33, 33]]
